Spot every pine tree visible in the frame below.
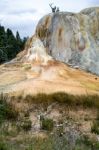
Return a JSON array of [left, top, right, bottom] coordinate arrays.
[[6, 28, 17, 59], [0, 25, 8, 62], [16, 31, 22, 50], [0, 26, 27, 63]]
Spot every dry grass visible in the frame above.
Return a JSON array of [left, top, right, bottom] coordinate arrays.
[[21, 92, 99, 109], [0, 93, 99, 150], [0, 94, 19, 124]]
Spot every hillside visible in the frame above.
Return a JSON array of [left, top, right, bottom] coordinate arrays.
[[0, 57, 99, 96], [0, 7, 99, 150], [0, 37, 99, 97]]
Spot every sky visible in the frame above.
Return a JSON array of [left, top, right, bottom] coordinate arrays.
[[0, 0, 99, 38]]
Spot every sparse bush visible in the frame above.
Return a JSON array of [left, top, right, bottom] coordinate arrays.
[[24, 111, 30, 118], [0, 94, 18, 124], [91, 111, 99, 135], [17, 118, 32, 131], [0, 142, 8, 150], [22, 119, 32, 131], [77, 134, 99, 150], [41, 118, 54, 131], [91, 121, 99, 134]]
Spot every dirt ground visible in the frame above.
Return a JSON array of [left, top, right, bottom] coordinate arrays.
[[0, 60, 99, 97]]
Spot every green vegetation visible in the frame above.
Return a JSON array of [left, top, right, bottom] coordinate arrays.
[[0, 133, 99, 150], [41, 117, 54, 131], [17, 118, 32, 131], [76, 135, 99, 150], [0, 142, 8, 150], [0, 25, 27, 63], [91, 121, 99, 134], [91, 112, 99, 135], [0, 94, 18, 124], [0, 92, 99, 149]]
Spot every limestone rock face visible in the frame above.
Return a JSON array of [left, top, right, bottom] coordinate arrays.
[[34, 7, 99, 75], [26, 37, 52, 65]]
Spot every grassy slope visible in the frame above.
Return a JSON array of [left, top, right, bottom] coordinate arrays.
[[0, 93, 99, 150]]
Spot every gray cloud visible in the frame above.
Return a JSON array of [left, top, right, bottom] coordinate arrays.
[[90, 0, 99, 4], [7, 9, 37, 15], [0, 0, 7, 12], [10, 21, 37, 37], [0, 0, 99, 38]]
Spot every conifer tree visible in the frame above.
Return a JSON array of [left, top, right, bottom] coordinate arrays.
[[0, 25, 27, 63]]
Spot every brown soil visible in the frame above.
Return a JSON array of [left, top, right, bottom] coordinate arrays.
[[0, 60, 99, 97]]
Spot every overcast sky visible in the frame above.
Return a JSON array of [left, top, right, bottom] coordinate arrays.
[[0, 0, 99, 38]]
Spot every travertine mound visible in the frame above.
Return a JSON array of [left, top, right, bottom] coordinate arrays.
[[33, 7, 99, 75], [26, 37, 52, 65], [0, 7, 99, 96]]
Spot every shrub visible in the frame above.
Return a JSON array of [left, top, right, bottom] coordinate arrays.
[[91, 121, 99, 134], [0, 94, 18, 124], [17, 118, 32, 131], [41, 118, 54, 131], [77, 134, 99, 150], [0, 142, 8, 150], [22, 119, 32, 131]]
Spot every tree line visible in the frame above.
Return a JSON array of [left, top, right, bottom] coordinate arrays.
[[0, 25, 27, 63]]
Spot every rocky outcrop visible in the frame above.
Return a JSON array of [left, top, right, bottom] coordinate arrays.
[[26, 36, 52, 65], [33, 7, 99, 75]]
